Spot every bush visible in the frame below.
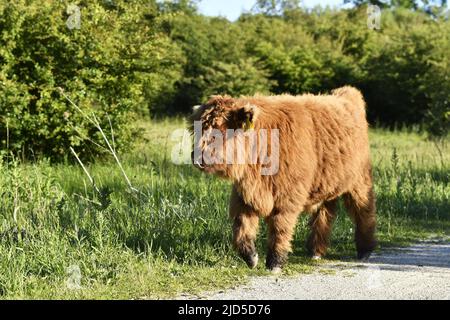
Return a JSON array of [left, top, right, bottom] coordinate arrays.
[[0, 0, 183, 160], [360, 8, 450, 129], [164, 14, 274, 113], [1, 0, 449, 161], [200, 58, 274, 98]]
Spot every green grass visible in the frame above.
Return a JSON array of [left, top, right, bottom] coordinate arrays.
[[0, 119, 448, 299]]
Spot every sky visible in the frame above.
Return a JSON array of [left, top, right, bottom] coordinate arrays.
[[198, 0, 348, 20]]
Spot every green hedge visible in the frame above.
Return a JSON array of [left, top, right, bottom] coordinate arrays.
[[1, 1, 448, 161], [0, 0, 183, 160], [163, 5, 448, 136]]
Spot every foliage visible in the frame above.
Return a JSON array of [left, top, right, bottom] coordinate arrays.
[[252, 0, 302, 15], [163, 13, 272, 113], [0, 0, 183, 160], [362, 8, 450, 132], [1, 1, 449, 161], [344, 0, 448, 11], [165, 4, 449, 136]]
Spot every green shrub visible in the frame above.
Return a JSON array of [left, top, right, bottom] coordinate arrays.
[[199, 58, 274, 98], [1, 0, 449, 157], [164, 13, 273, 112], [360, 8, 450, 129], [0, 0, 183, 160]]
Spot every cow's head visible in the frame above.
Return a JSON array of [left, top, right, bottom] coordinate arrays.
[[189, 95, 260, 179]]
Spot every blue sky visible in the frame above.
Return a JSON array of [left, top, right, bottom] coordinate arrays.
[[198, 0, 347, 20]]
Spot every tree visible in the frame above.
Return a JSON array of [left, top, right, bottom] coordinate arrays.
[[0, 0, 183, 160], [344, 0, 448, 11], [252, 0, 301, 15]]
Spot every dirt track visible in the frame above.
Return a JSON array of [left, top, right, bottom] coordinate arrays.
[[189, 241, 450, 300]]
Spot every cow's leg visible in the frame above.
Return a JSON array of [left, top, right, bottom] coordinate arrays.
[[306, 199, 338, 259], [344, 181, 377, 260], [265, 210, 299, 273], [229, 187, 260, 268]]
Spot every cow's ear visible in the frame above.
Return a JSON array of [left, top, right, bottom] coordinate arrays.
[[233, 104, 259, 131]]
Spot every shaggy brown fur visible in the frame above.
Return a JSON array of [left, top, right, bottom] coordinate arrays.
[[190, 86, 377, 272]]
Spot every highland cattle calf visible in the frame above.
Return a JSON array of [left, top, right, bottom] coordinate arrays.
[[190, 87, 377, 273]]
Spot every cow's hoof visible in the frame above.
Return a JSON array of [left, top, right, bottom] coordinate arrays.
[[312, 255, 322, 261], [246, 253, 259, 269], [269, 266, 282, 275], [241, 252, 259, 269], [266, 251, 286, 274]]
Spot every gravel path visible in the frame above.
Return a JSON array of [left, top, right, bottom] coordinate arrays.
[[189, 240, 450, 300]]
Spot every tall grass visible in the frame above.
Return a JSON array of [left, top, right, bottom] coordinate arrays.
[[0, 119, 448, 299]]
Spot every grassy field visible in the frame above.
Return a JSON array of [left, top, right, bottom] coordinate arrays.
[[0, 119, 448, 299]]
